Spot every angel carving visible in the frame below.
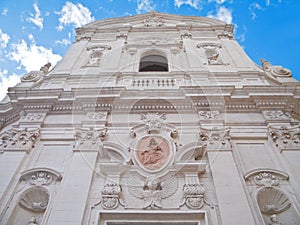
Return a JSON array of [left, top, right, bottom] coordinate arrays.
[[127, 175, 178, 209]]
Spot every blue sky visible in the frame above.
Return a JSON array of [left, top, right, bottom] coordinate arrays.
[[0, 0, 299, 100]]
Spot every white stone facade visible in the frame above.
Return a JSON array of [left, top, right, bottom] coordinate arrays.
[[0, 11, 300, 225]]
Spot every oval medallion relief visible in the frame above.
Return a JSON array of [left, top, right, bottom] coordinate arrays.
[[134, 135, 172, 173]]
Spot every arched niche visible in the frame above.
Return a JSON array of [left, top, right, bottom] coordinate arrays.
[[139, 54, 168, 72], [2, 168, 62, 225], [244, 169, 300, 225]]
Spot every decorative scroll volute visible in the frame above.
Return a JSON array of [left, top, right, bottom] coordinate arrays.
[[0, 128, 40, 152], [74, 127, 108, 151], [199, 126, 231, 150], [268, 125, 300, 150]]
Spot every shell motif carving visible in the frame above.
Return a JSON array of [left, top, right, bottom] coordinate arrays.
[[19, 186, 50, 212], [257, 188, 291, 215], [101, 183, 121, 210], [183, 184, 205, 209]]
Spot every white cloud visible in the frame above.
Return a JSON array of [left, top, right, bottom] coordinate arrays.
[[136, 0, 155, 14], [8, 38, 62, 72], [56, 1, 95, 31], [56, 33, 71, 46], [207, 6, 233, 24], [0, 70, 20, 101], [26, 3, 44, 29], [0, 29, 10, 48], [248, 2, 262, 20], [2, 8, 8, 16], [208, 0, 226, 4], [174, 0, 202, 10]]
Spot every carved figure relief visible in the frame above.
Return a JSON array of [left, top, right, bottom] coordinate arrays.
[[0, 128, 40, 151], [136, 136, 170, 171], [127, 175, 178, 209], [26, 216, 39, 225], [86, 45, 111, 67], [141, 112, 166, 133]]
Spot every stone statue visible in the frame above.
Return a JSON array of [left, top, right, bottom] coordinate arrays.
[[40, 63, 51, 74], [26, 216, 38, 225], [269, 214, 282, 225]]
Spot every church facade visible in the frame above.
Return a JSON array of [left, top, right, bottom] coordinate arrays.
[[0, 11, 300, 225]]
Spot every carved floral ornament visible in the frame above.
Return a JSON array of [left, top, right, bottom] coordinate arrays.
[[244, 169, 289, 188], [141, 112, 166, 133], [101, 182, 122, 209], [263, 110, 291, 121], [0, 128, 40, 151], [199, 111, 219, 120]]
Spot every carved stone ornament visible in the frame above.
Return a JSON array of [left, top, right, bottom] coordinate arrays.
[[74, 127, 108, 150], [144, 14, 165, 27], [197, 43, 224, 65], [101, 183, 121, 210], [40, 62, 51, 74], [199, 111, 219, 120], [199, 126, 231, 150], [21, 113, 46, 122], [263, 110, 291, 121], [268, 125, 300, 150], [20, 168, 62, 186], [257, 188, 291, 215], [21, 71, 43, 82], [127, 175, 178, 209], [0, 128, 40, 151], [183, 183, 205, 209], [19, 186, 50, 212], [261, 59, 292, 78], [141, 112, 166, 133], [86, 45, 111, 67], [254, 172, 280, 188], [87, 111, 107, 121], [180, 32, 192, 39]]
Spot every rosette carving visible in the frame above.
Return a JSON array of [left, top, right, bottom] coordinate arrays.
[[21, 71, 43, 82], [101, 183, 121, 209]]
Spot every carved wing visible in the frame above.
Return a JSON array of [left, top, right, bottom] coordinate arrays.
[[126, 175, 145, 199], [161, 175, 178, 199]]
